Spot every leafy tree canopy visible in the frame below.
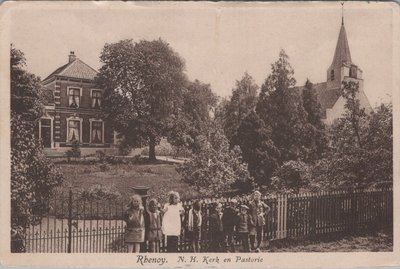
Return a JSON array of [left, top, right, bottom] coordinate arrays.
[[256, 50, 310, 162], [222, 72, 259, 143], [177, 121, 254, 196], [168, 79, 218, 153], [96, 39, 187, 160], [10, 46, 63, 252], [311, 81, 392, 190], [11, 44, 44, 121], [233, 111, 280, 186]]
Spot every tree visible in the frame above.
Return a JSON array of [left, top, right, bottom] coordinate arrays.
[[310, 81, 392, 190], [96, 39, 187, 161], [301, 79, 329, 161], [176, 121, 254, 196], [223, 72, 259, 143], [256, 50, 309, 162], [271, 160, 310, 193], [11, 45, 43, 121], [10, 46, 63, 252], [331, 81, 368, 150], [168, 79, 217, 153], [232, 111, 280, 186]]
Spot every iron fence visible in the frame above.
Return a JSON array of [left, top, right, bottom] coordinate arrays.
[[20, 188, 392, 253]]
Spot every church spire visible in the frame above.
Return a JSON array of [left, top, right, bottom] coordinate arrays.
[[341, 2, 344, 26], [329, 5, 352, 70]]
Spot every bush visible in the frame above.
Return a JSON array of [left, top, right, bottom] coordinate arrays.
[[99, 162, 111, 172], [11, 114, 63, 252], [118, 140, 132, 156], [96, 150, 106, 162], [177, 125, 254, 196], [271, 160, 310, 193], [66, 140, 81, 162]]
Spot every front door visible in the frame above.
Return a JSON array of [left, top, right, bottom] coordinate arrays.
[[40, 119, 52, 148]]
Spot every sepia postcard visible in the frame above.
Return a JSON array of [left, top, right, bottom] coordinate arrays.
[[0, 1, 399, 268]]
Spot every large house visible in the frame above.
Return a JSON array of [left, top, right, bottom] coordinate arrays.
[[39, 52, 115, 155], [293, 17, 372, 125]]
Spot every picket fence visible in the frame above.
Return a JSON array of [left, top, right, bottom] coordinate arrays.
[[21, 188, 392, 253]]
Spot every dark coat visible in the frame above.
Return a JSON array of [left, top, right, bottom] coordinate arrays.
[[236, 213, 253, 233], [222, 207, 237, 232], [209, 213, 224, 236]]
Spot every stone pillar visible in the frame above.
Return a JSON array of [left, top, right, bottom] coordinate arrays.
[[132, 186, 150, 209]]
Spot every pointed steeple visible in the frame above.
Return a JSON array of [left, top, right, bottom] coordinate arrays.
[[330, 13, 352, 69]]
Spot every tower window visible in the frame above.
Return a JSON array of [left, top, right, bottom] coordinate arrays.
[[330, 70, 335, 81], [350, 66, 357, 79]]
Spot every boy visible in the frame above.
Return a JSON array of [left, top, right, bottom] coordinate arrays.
[[209, 202, 226, 252], [236, 204, 252, 252], [248, 190, 270, 252], [222, 198, 238, 252], [187, 200, 202, 252]]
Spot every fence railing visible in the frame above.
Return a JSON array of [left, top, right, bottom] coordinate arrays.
[[21, 188, 392, 253]]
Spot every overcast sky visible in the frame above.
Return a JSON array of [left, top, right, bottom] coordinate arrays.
[[6, 2, 396, 106]]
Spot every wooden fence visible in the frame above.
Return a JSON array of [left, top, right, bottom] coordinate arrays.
[[21, 188, 392, 253]]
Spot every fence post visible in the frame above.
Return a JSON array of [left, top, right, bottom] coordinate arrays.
[[67, 189, 73, 253]]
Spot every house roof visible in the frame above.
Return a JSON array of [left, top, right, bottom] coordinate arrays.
[[293, 82, 341, 118], [43, 58, 98, 83], [329, 22, 352, 70]]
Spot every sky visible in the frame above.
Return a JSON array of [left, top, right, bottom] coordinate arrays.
[[5, 1, 396, 106]]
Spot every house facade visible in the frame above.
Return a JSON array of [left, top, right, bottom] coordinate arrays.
[[293, 18, 372, 125], [39, 52, 115, 155]]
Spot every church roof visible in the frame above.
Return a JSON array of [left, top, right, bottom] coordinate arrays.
[[293, 82, 341, 118], [43, 58, 98, 84], [329, 22, 352, 69]]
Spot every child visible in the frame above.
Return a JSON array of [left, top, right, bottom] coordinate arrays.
[[248, 190, 270, 252], [146, 198, 162, 253], [236, 204, 252, 252], [187, 200, 202, 252], [209, 202, 226, 252], [222, 198, 238, 252], [162, 191, 184, 252], [124, 194, 145, 253]]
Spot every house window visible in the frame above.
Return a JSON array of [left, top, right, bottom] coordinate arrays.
[[69, 88, 80, 108], [91, 121, 103, 143], [40, 118, 52, 148], [330, 70, 335, 81], [91, 90, 102, 109], [68, 120, 80, 142]]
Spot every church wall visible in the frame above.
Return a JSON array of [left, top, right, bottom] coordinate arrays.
[[325, 96, 347, 125]]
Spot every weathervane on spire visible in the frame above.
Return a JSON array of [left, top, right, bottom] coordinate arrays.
[[341, 2, 345, 25]]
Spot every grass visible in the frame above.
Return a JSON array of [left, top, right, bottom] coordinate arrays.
[[57, 161, 201, 204], [267, 230, 393, 252]]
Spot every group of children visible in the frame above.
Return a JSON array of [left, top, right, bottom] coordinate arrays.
[[124, 190, 270, 253], [208, 191, 270, 252], [124, 191, 184, 253]]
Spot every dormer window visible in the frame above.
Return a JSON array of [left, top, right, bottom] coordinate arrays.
[[68, 87, 81, 108], [330, 70, 335, 81], [91, 90, 102, 109]]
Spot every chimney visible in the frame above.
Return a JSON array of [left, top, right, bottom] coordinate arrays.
[[69, 51, 76, 63]]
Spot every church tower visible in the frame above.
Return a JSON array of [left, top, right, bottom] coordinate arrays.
[[326, 13, 363, 89]]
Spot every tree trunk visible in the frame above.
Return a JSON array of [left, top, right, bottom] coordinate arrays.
[[149, 136, 156, 161]]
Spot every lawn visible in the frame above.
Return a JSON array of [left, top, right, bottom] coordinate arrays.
[[57, 161, 201, 204]]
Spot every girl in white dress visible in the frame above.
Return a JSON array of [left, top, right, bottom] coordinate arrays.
[[162, 191, 184, 252]]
